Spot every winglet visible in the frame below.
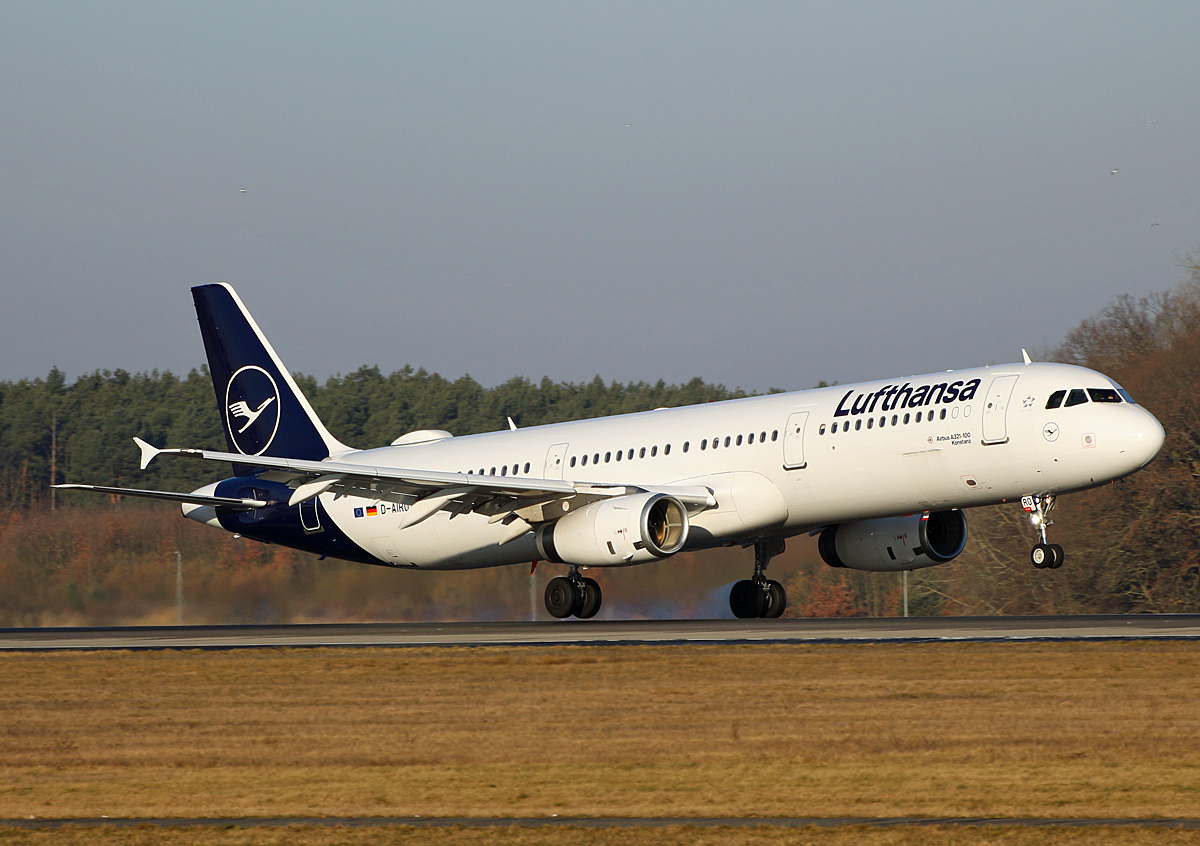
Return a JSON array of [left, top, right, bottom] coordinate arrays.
[[134, 437, 161, 470], [1021, 349, 1032, 365]]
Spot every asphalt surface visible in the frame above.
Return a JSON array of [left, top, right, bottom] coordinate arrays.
[[1, 614, 1198, 650]]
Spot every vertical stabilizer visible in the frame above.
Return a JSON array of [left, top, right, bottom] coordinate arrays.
[[192, 284, 350, 469]]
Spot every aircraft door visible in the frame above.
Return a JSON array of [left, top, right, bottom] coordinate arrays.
[[981, 375, 1020, 445], [299, 497, 323, 533], [544, 443, 569, 479], [782, 411, 809, 469]]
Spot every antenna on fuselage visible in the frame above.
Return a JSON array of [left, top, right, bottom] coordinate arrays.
[[1021, 349, 1033, 365]]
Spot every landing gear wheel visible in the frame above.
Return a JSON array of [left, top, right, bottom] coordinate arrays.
[[730, 579, 766, 619], [1031, 543, 1065, 569], [763, 580, 787, 618], [576, 577, 603, 619], [545, 576, 577, 618]]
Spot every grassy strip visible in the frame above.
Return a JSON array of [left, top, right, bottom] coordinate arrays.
[[1, 642, 1198, 820], [2, 824, 1200, 846]]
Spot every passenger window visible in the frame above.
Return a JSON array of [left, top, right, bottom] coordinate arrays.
[[1046, 390, 1066, 409], [683, 441, 690, 453], [939, 409, 947, 420], [489, 467, 497, 475], [724, 436, 731, 448], [903, 413, 910, 424], [891, 415, 898, 426], [524, 463, 530, 474], [570, 457, 577, 467], [615, 450, 622, 461], [501, 466, 507, 476], [1065, 389, 1088, 407], [855, 419, 862, 431], [760, 431, 767, 442], [581, 455, 588, 466], [736, 435, 743, 446], [640, 447, 646, 458], [819, 424, 827, 435], [748, 433, 755, 444], [651, 446, 658, 457], [593, 453, 600, 464], [915, 411, 922, 423], [867, 418, 874, 429], [700, 439, 707, 450], [1088, 388, 1121, 403], [771, 430, 779, 441], [604, 452, 611, 463]]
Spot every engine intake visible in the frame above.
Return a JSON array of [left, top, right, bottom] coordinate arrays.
[[818, 509, 967, 572], [536, 492, 689, 567]]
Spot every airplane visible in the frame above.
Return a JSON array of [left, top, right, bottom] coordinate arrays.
[[57, 284, 1166, 619]]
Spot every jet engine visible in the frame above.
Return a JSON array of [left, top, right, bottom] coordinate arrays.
[[535, 492, 689, 567], [818, 510, 967, 572]]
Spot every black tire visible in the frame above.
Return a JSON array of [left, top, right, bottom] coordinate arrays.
[[1049, 543, 1065, 569], [545, 576, 578, 618], [1031, 544, 1051, 569], [729, 579, 765, 619], [576, 577, 602, 619], [764, 580, 787, 618]]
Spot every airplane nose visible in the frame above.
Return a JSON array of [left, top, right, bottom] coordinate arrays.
[[1126, 407, 1166, 469]]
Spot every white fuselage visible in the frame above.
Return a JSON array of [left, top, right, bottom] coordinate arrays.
[[306, 362, 1163, 569]]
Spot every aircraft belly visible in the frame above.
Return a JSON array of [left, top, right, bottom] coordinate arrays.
[[688, 471, 788, 540], [331, 500, 535, 570]]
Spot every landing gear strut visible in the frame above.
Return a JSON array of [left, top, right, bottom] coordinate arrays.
[[730, 539, 787, 619], [545, 566, 603, 619], [1023, 495, 1064, 570]]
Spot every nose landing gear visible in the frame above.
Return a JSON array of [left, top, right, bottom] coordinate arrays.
[[1023, 495, 1065, 569], [730, 538, 788, 619]]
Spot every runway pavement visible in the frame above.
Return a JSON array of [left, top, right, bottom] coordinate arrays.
[[1, 614, 1198, 651]]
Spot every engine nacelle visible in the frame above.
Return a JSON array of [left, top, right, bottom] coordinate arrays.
[[535, 493, 689, 567], [818, 510, 967, 572]]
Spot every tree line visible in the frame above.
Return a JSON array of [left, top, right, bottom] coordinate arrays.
[[1, 259, 1197, 623], [0, 367, 751, 511]]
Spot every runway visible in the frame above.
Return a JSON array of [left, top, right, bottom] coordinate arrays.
[[1, 614, 1198, 651]]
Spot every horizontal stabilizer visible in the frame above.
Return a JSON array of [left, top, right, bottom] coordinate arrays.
[[53, 484, 267, 510]]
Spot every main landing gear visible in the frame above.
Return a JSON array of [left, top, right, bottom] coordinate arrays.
[[729, 539, 788, 619], [545, 566, 603, 619], [1024, 494, 1065, 570]]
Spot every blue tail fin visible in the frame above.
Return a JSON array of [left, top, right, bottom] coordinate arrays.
[[192, 283, 350, 467]]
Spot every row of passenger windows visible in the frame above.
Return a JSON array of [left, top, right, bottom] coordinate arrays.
[[817, 406, 961, 435], [461, 461, 533, 477], [568, 429, 781, 468], [1046, 387, 1127, 409]]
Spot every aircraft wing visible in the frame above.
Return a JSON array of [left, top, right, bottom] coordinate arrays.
[[53, 483, 267, 510], [121, 438, 717, 529]]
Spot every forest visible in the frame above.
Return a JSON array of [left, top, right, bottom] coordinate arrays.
[[2, 261, 1197, 625]]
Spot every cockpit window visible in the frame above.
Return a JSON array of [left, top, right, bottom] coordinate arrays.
[[1046, 390, 1066, 410], [1088, 388, 1122, 403], [1065, 388, 1088, 407], [1117, 388, 1137, 405]]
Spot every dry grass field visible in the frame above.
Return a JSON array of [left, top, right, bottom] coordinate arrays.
[[1, 641, 1198, 845]]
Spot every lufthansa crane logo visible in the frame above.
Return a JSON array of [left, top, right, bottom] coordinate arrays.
[[225, 365, 281, 455]]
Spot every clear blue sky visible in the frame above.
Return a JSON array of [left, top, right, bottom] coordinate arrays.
[[4, 1, 1197, 393]]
